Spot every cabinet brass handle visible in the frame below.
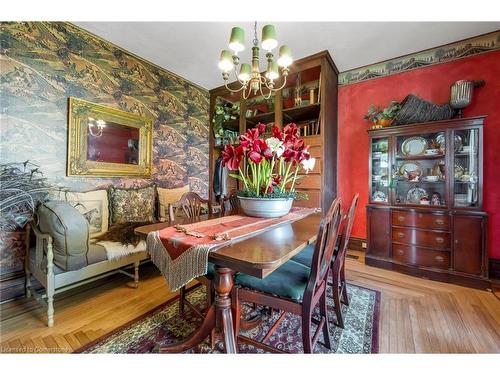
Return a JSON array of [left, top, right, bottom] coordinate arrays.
[[398, 216, 405, 222], [398, 250, 404, 255], [435, 237, 444, 244], [435, 256, 444, 262], [435, 219, 445, 225], [397, 232, 405, 238]]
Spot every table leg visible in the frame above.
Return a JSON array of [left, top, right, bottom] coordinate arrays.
[[216, 267, 237, 353], [157, 266, 237, 353]]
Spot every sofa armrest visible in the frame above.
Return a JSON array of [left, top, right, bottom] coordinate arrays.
[[32, 225, 54, 271]]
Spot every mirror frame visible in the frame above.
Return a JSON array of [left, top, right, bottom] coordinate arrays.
[[67, 97, 153, 177]]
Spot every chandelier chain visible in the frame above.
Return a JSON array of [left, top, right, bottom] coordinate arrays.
[[253, 21, 258, 47]]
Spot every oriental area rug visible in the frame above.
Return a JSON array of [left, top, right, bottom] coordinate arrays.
[[79, 283, 380, 354]]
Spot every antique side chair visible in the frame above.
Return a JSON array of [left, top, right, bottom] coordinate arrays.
[[168, 192, 216, 347], [291, 194, 359, 328], [231, 198, 343, 353], [220, 191, 240, 215]]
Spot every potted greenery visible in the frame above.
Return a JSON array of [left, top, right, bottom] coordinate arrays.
[[364, 101, 401, 128], [221, 123, 315, 218], [212, 102, 239, 144]]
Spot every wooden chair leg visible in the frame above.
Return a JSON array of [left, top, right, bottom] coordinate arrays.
[[331, 279, 344, 329], [319, 290, 332, 350], [301, 305, 313, 353], [207, 280, 217, 349], [179, 286, 186, 315], [340, 267, 349, 306]]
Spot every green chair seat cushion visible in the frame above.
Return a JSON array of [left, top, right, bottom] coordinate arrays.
[[205, 262, 216, 279], [291, 243, 338, 269], [290, 244, 315, 267], [235, 260, 311, 301]]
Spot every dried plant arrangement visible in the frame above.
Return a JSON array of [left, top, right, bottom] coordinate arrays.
[[0, 161, 61, 232]]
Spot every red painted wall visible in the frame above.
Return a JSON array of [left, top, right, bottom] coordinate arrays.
[[338, 51, 500, 259]]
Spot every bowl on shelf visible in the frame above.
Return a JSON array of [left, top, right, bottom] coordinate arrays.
[[424, 175, 440, 182], [424, 148, 440, 156]]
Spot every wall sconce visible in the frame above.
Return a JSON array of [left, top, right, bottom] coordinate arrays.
[[88, 117, 106, 137]]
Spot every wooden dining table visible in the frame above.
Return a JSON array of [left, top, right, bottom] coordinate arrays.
[[135, 210, 321, 353]]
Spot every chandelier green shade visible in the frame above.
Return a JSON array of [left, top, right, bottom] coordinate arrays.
[[218, 22, 293, 100], [261, 24, 278, 51], [229, 27, 245, 53], [278, 45, 293, 68], [238, 63, 252, 82], [218, 50, 234, 72], [266, 61, 279, 80]]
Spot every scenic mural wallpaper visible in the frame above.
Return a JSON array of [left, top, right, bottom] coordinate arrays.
[[0, 22, 210, 284]]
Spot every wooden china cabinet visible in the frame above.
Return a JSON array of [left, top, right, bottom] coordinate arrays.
[[208, 51, 338, 210], [365, 116, 489, 289]]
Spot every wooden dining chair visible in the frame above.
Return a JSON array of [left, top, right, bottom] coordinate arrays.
[[168, 192, 216, 347], [290, 194, 359, 328], [231, 198, 343, 353], [330, 193, 358, 328], [220, 191, 240, 215], [168, 191, 211, 221]]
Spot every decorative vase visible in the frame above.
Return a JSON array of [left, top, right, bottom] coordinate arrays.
[[238, 196, 293, 218]]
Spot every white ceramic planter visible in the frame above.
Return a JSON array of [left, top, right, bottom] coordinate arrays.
[[238, 196, 293, 218]]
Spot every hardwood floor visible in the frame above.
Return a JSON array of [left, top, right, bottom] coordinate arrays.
[[1, 251, 499, 353]]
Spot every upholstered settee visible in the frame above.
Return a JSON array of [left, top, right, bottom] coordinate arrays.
[[25, 184, 192, 327], [26, 201, 148, 327]]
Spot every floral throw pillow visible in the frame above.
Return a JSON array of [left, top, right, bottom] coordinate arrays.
[[109, 186, 155, 224]]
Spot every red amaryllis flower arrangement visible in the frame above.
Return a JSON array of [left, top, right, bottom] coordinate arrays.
[[221, 123, 316, 198]]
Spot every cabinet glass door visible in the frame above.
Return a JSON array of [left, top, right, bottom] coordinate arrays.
[[370, 138, 390, 204], [453, 128, 480, 208], [394, 132, 446, 207]]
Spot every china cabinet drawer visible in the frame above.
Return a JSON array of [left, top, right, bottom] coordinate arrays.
[[304, 135, 322, 147], [308, 146, 322, 159], [392, 210, 450, 230], [392, 244, 450, 269], [293, 189, 321, 208], [392, 227, 450, 249]]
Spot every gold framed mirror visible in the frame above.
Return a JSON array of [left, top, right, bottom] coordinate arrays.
[[67, 97, 153, 177]]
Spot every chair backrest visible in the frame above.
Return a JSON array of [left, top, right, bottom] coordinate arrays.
[[220, 192, 240, 214], [168, 192, 210, 221], [307, 197, 342, 289], [333, 193, 359, 272]]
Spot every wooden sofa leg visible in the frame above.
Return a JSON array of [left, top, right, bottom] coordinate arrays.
[[25, 260, 32, 298], [47, 238, 55, 327], [133, 261, 140, 288]]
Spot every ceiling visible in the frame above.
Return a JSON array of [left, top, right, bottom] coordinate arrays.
[[75, 22, 500, 90]]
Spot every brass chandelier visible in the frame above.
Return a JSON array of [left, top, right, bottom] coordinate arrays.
[[218, 22, 293, 100]]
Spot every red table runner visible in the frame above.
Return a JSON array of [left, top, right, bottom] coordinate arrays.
[[146, 207, 318, 291]]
